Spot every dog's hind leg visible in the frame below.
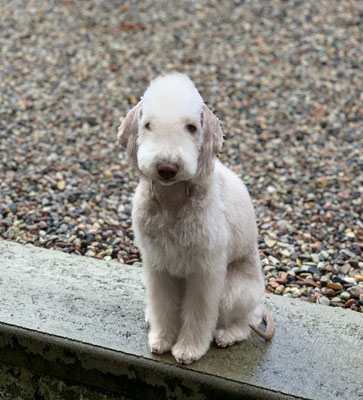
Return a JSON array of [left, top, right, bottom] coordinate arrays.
[[215, 257, 265, 348]]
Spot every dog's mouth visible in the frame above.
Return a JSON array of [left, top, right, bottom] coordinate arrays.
[[156, 178, 178, 186]]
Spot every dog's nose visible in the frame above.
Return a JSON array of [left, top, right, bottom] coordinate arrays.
[[156, 162, 179, 180]]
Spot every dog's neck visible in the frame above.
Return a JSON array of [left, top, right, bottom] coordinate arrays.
[[148, 176, 212, 213], [150, 180, 191, 212]]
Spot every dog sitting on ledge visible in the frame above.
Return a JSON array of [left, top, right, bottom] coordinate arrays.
[[117, 73, 274, 365]]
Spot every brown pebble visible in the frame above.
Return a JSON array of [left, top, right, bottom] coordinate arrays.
[[354, 275, 363, 283], [28, 224, 39, 233], [321, 287, 335, 297], [303, 278, 320, 288], [310, 242, 321, 250], [325, 265, 334, 272], [276, 272, 288, 284], [268, 282, 280, 289], [54, 242, 70, 248], [344, 299, 356, 308]]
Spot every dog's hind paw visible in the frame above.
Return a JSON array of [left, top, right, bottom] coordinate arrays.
[[214, 326, 249, 348]]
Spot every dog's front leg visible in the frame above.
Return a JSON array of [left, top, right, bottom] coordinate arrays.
[[145, 267, 182, 354], [172, 269, 224, 364]]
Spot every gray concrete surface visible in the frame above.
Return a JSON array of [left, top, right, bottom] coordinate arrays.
[[0, 239, 362, 399]]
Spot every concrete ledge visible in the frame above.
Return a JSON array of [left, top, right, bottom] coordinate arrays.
[[0, 240, 362, 400]]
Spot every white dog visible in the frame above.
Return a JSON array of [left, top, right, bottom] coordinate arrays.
[[118, 73, 274, 365]]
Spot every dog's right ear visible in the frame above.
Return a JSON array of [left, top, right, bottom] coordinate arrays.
[[117, 101, 142, 161]]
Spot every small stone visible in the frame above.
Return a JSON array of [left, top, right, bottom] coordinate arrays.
[[320, 251, 329, 260], [320, 275, 330, 285], [344, 299, 356, 308], [268, 256, 279, 265], [327, 282, 343, 291], [268, 282, 280, 289], [57, 180, 66, 190], [321, 287, 335, 296], [275, 284, 285, 295], [342, 277, 355, 284], [341, 249, 357, 259], [330, 297, 342, 305], [280, 249, 291, 257], [349, 286, 363, 298], [303, 278, 320, 288], [313, 273, 321, 281], [300, 273, 312, 279], [354, 275, 363, 283], [58, 223, 68, 233], [325, 265, 334, 273], [318, 296, 330, 306], [339, 291, 351, 301], [283, 287, 291, 295], [265, 239, 276, 248], [112, 238, 121, 246], [340, 264, 351, 274], [276, 272, 288, 284], [311, 254, 320, 263]]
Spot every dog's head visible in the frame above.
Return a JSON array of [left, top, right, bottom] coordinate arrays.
[[118, 73, 223, 185]]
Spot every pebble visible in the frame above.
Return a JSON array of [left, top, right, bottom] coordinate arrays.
[[265, 239, 276, 248], [327, 282, 343, 291], [320, 275, 330, 285], [349, 286, 363, 298], [0, 0, 360, 314], [275, 285, 285, 295], [318, 297, 330, 306], [276, 272, 289, 284], [339, 291, 351, 301], [330, 297, 343, 306], [340, 264, 351, 275]]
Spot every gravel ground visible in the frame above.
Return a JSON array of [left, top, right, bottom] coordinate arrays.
[[0, 0, 362, 312]]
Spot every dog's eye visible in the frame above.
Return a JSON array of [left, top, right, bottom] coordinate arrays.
[[144, 122, 151, 130], [186, 124, 197, 134]]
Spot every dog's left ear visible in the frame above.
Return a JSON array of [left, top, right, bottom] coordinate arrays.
[[201, 104, 224, 156]]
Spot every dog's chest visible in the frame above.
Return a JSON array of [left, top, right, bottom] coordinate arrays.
[[139, 205, 205, 247], [133, 202, 224, 276]]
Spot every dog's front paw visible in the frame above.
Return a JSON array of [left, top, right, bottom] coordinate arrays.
[[171, 342, 207, 365], [148, 332, 173, 354]]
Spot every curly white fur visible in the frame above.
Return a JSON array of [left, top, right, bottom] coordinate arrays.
[[118, 73, 266, 364]]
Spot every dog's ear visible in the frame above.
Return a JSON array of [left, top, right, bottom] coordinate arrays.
[[201, 104, 224, 156], [118, 101, 142, 148], [195, 104, 224, 181], [117, 101, 142, 163]]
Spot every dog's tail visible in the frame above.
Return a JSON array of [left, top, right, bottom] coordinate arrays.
[[249, 306, 275, 340]]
